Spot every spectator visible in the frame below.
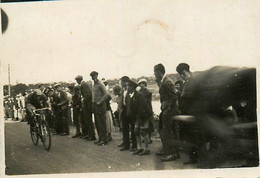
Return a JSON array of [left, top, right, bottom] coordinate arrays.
[[154, 63, 180, 162], [90, 71, 109, 146]]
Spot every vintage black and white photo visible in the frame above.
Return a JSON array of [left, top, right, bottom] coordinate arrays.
[[1, 0, 260, 177]]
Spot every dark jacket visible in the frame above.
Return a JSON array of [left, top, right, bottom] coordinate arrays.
[[72, 93, 81, 108], [80, 81, 92, 102], [140, 88, 153, 113], [57, 90, 69, 110], [159, 76, 178, 112], [26, 93, 48, 109], [126, 90, 152, 123]]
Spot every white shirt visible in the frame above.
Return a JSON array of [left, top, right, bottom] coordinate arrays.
[[161, 74, 166, 83], [129, 92, 135, 98]]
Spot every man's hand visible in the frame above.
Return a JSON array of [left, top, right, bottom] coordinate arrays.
[[96, 101, 101, 106]]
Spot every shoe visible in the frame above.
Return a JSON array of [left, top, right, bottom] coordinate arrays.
[[106, 137, 112, 142], [72, 133, 81, 138], [156, 150, 166, 156], [161, 154, 180, 162], [98, 141, 107, 146], [130, 147, 137, 152], [60, 133, 69, 136], [120, 146, 130, 151], [79, 134, 87, 138], [117, 143, 125, 147], [133, 149, 144, 155], [139, 150, 150, 156], [94, 140, 101, 144], [86, 137, 96, 141], [82, 135, 89, 139]]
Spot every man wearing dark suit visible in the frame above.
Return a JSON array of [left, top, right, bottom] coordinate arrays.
[[138, 78, 154, 143], [71, 86, 82, 138], [52, 87, 62, 135], [176, 63, 199, 164], [75, 75, 95, 140], [117, 76, 132, 151], [55, 84, 70, 136], [154, 63, 180, 162], [127, 80, 152, 156]]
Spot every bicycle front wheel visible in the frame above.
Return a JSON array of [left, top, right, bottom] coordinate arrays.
[[40, 120, 51, 151], [30, 124, 39, 146]]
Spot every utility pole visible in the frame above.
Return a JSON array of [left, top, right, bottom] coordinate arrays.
[[8, 64, 11, 96]]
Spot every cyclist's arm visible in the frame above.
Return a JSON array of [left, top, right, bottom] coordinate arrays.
[[26, 103, 36, 115]]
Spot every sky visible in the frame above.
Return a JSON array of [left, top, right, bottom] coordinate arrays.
[[1, 0, 260, 85]]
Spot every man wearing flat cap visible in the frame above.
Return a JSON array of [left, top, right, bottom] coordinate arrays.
[[75, 75, 95, 140], [90, 71, 109, 146], [55, 84, 70, 136], [154, 63, 180, 162], [25, 89, 48, 127]]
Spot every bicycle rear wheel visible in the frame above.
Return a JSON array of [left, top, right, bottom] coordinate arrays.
[[40, 120, 51, 151], [30, 123, 39, 145]]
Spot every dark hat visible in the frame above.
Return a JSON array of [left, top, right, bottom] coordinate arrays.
[[120, 76, 130, 81], [127, 80, 138, 88], [90, 71, 98, 76], [75, 75, 83, 80], [38, 83, 44, 88]]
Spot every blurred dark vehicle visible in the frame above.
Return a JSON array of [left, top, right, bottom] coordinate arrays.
[[175, 66, 258, 168]]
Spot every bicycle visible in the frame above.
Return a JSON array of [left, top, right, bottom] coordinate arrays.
[[30, 108, 52, 151]]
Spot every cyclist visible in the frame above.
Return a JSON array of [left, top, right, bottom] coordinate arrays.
[[26, 89, 48, 126]]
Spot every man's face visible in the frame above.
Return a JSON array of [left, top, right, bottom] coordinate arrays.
[[126, 83, 134, 93], [39, 85, 45, 91], [180, 70, 191, 81], [175, 84, 180, 92], [154, 70, 162, 81], [139, 82, 146, 90], [47, 91, 54, 97], [76, 79, 82, 85], [91, 74, 98, 82], [56, 86, 61, 92], [120, 80, 126, 88], [113, 89, 120, 96]]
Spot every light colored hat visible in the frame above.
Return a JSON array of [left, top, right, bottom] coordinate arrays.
[[34, 89, 42, 95], [54, 83, 61, 88], [138, 78, 147, 85]]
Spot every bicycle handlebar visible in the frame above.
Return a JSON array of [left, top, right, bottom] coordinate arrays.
[[33, 108, 52, 115]]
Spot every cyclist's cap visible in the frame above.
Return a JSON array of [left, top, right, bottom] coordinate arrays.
[[54, 84, 61, 88], [138, 78, 147, 85], [34, 89, 42, 95], [90, 71, 98, 77], [75, 75, 83, 80]]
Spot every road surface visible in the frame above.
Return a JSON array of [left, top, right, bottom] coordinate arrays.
[[5, 121, 196, 175]]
